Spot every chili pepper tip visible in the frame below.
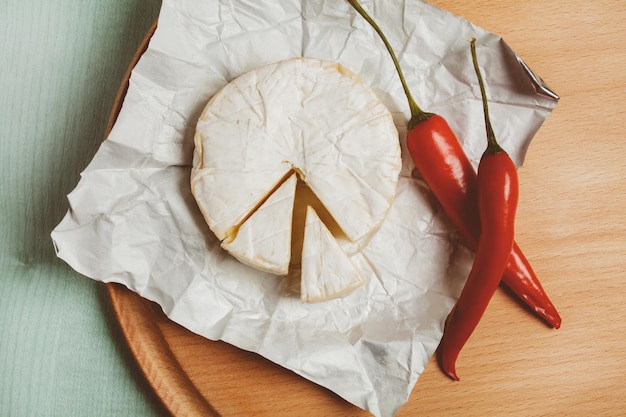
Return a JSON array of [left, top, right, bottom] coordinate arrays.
[[437, 342, 461, 381], [540, 307, 562, 329], [444, 369, 460, 382]]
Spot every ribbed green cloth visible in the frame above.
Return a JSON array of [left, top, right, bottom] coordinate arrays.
[[0, 1, 168, 415]]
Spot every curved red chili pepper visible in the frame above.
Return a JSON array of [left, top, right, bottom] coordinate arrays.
[[347, 0, 560, 328], [407, 117, 561, 329], [439, 148, 519, 380], [439, 38, 520, 379]]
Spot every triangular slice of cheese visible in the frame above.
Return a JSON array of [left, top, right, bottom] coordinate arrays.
[[300, 206, 365, 303], [221, 173, 297, 275]]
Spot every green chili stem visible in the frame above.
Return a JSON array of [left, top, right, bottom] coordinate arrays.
[[470, 38, 505, 155], [346, 0, 431, 129]]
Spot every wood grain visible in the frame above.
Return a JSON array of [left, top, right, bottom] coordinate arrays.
[[108, 1, 626, 416]]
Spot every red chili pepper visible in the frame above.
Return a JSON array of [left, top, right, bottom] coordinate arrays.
[[346, 0, 561, 328], [439, 149, 519, 380], [407, 116, 560, 328], [438, 38, 519, 380]]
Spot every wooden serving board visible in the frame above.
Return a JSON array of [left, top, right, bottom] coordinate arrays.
[[107, 1, 626, 415]]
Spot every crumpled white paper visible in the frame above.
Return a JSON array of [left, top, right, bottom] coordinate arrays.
[[51, 1, 557, 416]]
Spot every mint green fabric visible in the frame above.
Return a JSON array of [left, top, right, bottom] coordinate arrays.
[[1, 1, 168, 415]]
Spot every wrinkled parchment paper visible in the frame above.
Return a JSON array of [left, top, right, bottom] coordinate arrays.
[[51, 1, 557, 415]]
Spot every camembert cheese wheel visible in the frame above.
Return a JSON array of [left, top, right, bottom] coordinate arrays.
[[191, 57, 401, 301]]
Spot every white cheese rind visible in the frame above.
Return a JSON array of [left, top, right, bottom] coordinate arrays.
[[300, 207, 365, 303]]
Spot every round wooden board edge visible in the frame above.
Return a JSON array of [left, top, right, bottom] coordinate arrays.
[[105, 21, 219, 417]]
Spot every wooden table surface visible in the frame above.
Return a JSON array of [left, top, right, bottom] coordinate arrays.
[[408, 0, 626, 414], [108, 1, 626, 416]]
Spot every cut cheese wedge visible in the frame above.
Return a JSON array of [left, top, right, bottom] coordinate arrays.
[[301, 207, 365, 303], [221, 173, 297, 275], [191, 57, 401, 301]]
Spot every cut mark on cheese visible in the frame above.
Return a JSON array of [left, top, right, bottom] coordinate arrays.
[[284, 176, 348, 298], [221, 173, 297, 275], [222, 168, 300, 244], [220, 165, 354, 298]]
